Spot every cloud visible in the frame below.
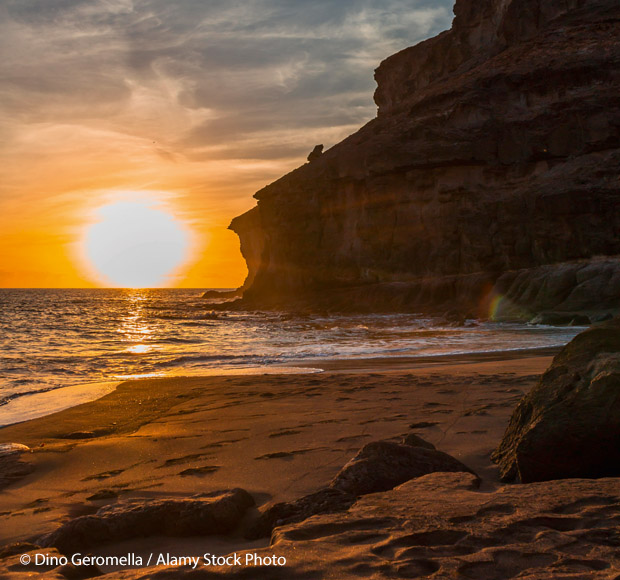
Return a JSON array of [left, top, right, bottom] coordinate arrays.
[[0, 0, 453, 152], [0, 0, 455, 286]]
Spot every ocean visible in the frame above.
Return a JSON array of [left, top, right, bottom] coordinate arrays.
[[0, 288, 583, 426]]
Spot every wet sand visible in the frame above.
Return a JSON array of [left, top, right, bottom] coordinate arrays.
[[0, 351, 553, 555]]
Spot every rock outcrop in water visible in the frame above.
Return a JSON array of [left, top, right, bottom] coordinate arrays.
[[493, 317, 620, 483], [229, 0, 620, 316]]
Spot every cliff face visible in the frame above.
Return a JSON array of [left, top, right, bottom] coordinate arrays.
[[229, 0, 620, 316]]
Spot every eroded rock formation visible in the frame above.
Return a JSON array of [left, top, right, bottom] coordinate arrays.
[[229, 0, 620, 316]]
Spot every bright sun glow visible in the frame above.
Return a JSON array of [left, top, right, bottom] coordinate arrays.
[[84, 200, 190, 288]]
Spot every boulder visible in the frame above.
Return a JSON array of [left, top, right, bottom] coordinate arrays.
[[402, 433, 436, 449], [493, 317, 620, 482], [38, 488, 254, 553], [247, 440, 477, 538], [331, 441, 478, 496]]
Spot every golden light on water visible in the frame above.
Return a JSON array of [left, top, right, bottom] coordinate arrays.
[[83, 199, 191, 288]]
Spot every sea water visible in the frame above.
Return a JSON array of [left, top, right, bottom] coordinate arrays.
[[0, 288, 583, 426]]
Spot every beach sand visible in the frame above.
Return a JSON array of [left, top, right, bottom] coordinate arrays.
[[0, 352, 552, 556]]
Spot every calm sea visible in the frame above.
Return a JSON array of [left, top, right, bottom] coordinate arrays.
[[0, 288, 582, 426]]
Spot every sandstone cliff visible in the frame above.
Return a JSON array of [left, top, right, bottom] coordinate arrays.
[[229, 0, 620, 317]]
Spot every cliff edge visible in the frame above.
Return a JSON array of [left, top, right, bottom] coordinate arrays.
[[229, 0, 620, 317]]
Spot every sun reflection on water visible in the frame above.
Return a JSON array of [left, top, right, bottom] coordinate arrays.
[[118, 290, 155, 354]]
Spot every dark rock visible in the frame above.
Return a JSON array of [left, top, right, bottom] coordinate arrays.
[[202, 289, 241, 299], [594, 313, 614, 323], [248, 440, 477, 539], [38, 488, 254, 553], [402, 433, 436, 450], [331, 441, 478, 496], [307, 144, 323, 162], [0, 542, 40, 559], [245, 487, 355, 540], [530, 311, 589, 326], [227, 0, 620, 315], [570, 314, 592, 326], [493, 317, 620, 482]]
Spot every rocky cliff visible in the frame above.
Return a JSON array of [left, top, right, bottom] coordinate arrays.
[[229, 0, 620, 317]]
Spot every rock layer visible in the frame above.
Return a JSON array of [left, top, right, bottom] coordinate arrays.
[[493, 317, 620, 483], [38, 489, 254, 554], [53, 473, 620, 579], [229, 0, 620, 315]]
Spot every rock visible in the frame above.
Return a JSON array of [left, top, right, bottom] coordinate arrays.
[[493, 317, 620, 482], [307, 144, 323, 162], [0, 444, 34, 490], [570, 314, 592, 326], [0, 443, 30, 456], [594, 313, 614, 323], [202, 289, 241, 299], [245, 487, 356, 540], [0, 542, 41, 558], [402, 433, 436, 449], [529, 311, 591, 326], [247, 440, 477, 539], [106, 474, 620, 579], [38, 488, 254, 553], [226, 0, 620, 315], [331, 441, 478, 496]]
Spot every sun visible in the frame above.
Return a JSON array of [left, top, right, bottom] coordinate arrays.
[[83, 199, 190, 288]]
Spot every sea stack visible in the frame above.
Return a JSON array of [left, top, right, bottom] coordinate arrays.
[[229, 0, 620, 317]]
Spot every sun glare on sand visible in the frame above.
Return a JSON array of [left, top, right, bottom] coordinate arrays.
[[84, 199, 190, 288]]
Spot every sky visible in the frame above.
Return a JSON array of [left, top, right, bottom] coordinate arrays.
[[0, 0, 453, 288]]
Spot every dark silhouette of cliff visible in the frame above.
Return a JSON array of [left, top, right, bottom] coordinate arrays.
[[228, 0, 620, 318]]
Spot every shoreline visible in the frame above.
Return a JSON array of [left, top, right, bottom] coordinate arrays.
[[0, 345, 560, 429], [0, 349, 554, 552]]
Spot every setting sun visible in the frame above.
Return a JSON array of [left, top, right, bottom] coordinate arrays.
[[83, 200, 190, 288]]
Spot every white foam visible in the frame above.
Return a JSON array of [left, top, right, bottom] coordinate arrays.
[[0, 381, 119, 427]]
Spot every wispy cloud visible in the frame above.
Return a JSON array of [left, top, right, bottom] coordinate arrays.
[[0, 0, 453, 286]]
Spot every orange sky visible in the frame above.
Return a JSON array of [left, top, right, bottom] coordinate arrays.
[[0, 1, 451, 288]]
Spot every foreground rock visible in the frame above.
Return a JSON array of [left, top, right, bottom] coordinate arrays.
[[0, 544, 102, 579], [81, 473, 620, 579], [332, 440, 477, 496], [247, 440, 477, 538], [38, 489, 254, 553], [228, 0, 620, 316], [493, 318, 620, 482]]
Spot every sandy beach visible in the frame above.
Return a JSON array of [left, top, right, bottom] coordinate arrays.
[[0, 352, 553, 565]]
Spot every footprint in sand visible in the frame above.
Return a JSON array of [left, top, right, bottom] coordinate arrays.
[[409, 421, 439, 429], [158, 453, 212, 468], [82, 469, 125, 481], [254, 447, 327, 460], [268, 430, 302, 438], [179, 465, 220, 477]]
